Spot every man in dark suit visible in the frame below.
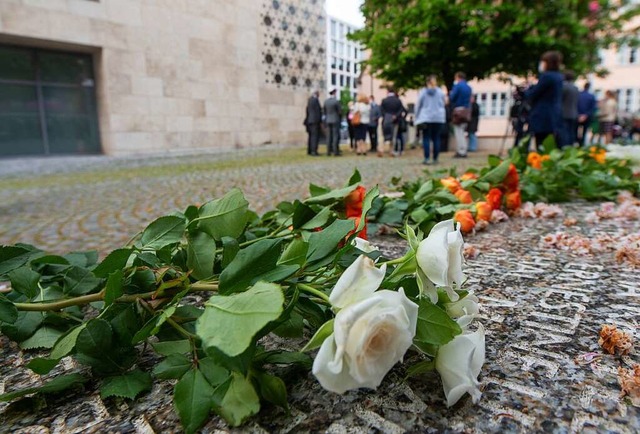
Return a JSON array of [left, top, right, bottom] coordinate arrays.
[[324, 89, 342, 156], [380, 88, 407, 157], [304, 90, 322, 156]]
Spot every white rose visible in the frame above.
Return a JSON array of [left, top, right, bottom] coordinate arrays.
[[445, 292, 479, 330], [329, 255, 387, 309], [416, 219, 465, 303], [435, 325, 485, 407], [352, 237, 378, 253], [312, 288, 419, 394]]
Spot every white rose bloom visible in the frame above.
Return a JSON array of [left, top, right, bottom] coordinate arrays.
[[416, 219, 465, 303], [329, 255, 387, 309], [435, 325, 485, 407], [312, 289, 418, 394], [445, 293, 480, 330], [352, 237, 378, 253]]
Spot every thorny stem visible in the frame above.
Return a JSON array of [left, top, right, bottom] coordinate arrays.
[[13, 283, 219, 312], [297, 283, 331, 304]]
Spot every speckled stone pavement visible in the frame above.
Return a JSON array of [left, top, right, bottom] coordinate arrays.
[[0, 145, 486, 255], [1, 200, 639, 433]]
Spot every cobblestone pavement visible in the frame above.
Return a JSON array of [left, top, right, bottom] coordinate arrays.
[[0, 145, 488, 255]]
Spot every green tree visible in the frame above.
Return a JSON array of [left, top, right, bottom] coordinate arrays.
[[351, 0, 639, 90], [339, 89, 353, 120]]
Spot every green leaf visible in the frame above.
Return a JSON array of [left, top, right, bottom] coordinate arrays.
[[76, 318, 113, 357], [104, 269, 124, 306], [50, 323, 86, 359], [186, 232, 216, 280], [272, 311, 304, 338], [153, 354, 192, 380], [218, 239, 282, 295], [405, 360, 436, 379], [141, 215, 186, 249], [64, 251, 98, 268], [198, 189, 249, 241], [292, 201, 317, 229], [256, 372, 289, 412], [216, 372, 260, 427], [93, 249, 133, 278], [63, 266, 102, 296], [20, 326, 64, 350], [414, 180, 434, 202], [306, 219, 355, 262], [8, 266, 40, 299], [100, 369, 152, 400], [479, 159, 510, 185], [301, 319, 334, 352], [174, 368, 215, 434], [255, 350, 312, 369], [197, 282, 284, 357], [347, 169, 362, 185], [0, 294, 18, 324], [304, 185, 360, 204], [152, 339, 191, 356], [300, 207, 332, 230], [1, 311, 43, 341], [26, 357, 60, 375], [131, 306, 177, 344], [0, 246, 35, 276], [221, 237, 240, 269], [198, 358, 230, 387], [414, 299, 462, 347], [0, 373, 88, 402], [277, 238, 309, 266], [354, 185, 379, 235]]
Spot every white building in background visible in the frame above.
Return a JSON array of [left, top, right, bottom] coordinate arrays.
[[325, 16, 365, 98]]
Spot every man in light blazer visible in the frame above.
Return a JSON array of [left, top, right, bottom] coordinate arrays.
[[324, 89, 342, 156]]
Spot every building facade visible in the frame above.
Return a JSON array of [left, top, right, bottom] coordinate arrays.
[[0, 0, 326, 157], [325, 16, 364, 99]]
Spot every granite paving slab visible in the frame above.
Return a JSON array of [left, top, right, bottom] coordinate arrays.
[[1, 202, 638, 433]]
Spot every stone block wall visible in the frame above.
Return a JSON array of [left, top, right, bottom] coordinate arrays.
[[0, 0, 326, 155]]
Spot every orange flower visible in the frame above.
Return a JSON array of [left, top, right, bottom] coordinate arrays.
[[589, 146, 606, 164], [505, 190, 522, 211], [460, 172, 478, 181], [347, 216, 367, 240], [540, 154, 551, 164], [475, 201, 492, 222], [454, 189, 473, 204], [503, 163, 519, 192], [345, 185, 366, 218], [441, 176, 462, 194], [486, 188, 503, 210], [527, 152, 542, 170], [454, 209, 476, 233]]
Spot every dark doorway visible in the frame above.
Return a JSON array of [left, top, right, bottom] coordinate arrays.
[[0, 45, 101, 157]]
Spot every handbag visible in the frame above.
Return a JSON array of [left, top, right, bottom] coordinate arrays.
[[352, 111, 361, 126], [452, 107, 471, 125]]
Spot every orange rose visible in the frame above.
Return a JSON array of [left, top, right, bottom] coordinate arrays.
[[475, 201, 492, 222], [347, 216, 367, 240], [460, 172, 478, 181], [505, 190, 522, 211], [454, 209, 476, 233], [454, 189, 473, 204], [486, 188, 503, 210], [441, 176, 462, 194], [527, 152, 542, 170], [503, 163, 519, 192], [540, 154, 551, 164], [345, 185, 366, 218], [589, 146, 606, 164]]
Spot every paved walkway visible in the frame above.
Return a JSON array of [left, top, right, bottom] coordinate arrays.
[[0, 145, 488, 255]]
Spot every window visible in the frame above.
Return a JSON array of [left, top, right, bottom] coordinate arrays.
[[338, 59, 343, 71], [331, 40, 337, 55], [478, 93, 487, 116], [346, 61, 351, 73], [617, 88, 639, 113], [331, 57, 336, 70], [331, 20, 337, 38], [331, 73, 336, 86], [339, 75, 344, 87], [617, 44, 640, 65], [499, 92, 507, 117], [476, 92, 508, 118], [346, 76, 351, 88]]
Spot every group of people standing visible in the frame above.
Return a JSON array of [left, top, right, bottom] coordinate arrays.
[[303, 72, 480, 163], [517, 50, 623, 149]]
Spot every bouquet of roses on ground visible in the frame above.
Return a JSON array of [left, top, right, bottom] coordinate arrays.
[[0, 174, 484, 433]]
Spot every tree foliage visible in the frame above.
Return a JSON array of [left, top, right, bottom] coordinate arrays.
[[351, 0, 640, 90]]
